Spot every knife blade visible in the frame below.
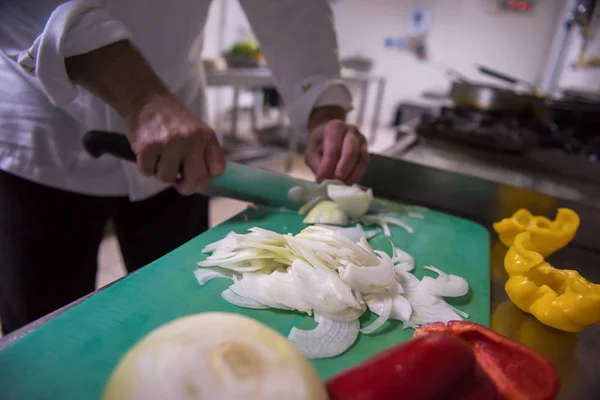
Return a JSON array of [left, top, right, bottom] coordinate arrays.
[[82, 130, 316, 210]]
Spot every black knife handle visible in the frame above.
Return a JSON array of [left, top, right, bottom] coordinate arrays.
[[83, 130, 137, 163]]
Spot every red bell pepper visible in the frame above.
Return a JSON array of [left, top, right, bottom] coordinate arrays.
[[326, 333, 499, 400], [414, 321, 560, 400]]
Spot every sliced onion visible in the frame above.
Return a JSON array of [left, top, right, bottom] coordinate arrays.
[[263, 270, 313, 313], [451, 305, 470, 319], [221, 288, 269, 309], [365, 229, 380, 239], [231, 271, 313, 313], [360, 216, 391, 236], [340, 251, 396, 294], [313, 262, 362, 310], [381, 220, 391, 237], [298, 194, 329, 215], [360, 294, 392, 334], [288, 179, 343, 215], [290, 259, 363, 321], [393, 249, 415, 272], [229, 274, 289, 310], [389, 240, 415, 272], [381, 216, 414, 234], [288, 314, 360, 359], [361, 215, 414, 235], [198, 229, 295, 274], [418, 266, 469, 297], [366, 292, 412, 322], [357, 237, 377, 259], [388, 279, 405, 295], [303, 201, 349, 226], [202, 232, 236, 253], [404, 288, 463, 326], [326, 184, 373, 218], [408, 212, 425, 219], [315, 224, 368, 243], [395, 270, 420, 290], [247, 227, 286, 240], [295, 227, 379, 266], [390, 295, 412, 321], [193, 267, 236, 285]]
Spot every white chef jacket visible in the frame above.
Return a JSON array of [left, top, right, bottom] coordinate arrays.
[[0, 0, 352, 200]]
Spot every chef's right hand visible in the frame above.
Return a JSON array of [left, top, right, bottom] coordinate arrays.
[[124, 93, 226, 195]]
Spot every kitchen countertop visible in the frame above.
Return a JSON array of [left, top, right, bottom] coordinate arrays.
[[361, 154, 600, 400], [1, 154, 599, 399], [385, 134, 600, 208]]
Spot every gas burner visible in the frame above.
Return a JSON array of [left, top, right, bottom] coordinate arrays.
[[416, 107, 593, 156]]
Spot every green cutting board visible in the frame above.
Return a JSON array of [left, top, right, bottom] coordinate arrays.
[[0, 204, 489, 400]]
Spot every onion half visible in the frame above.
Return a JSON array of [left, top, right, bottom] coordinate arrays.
[[103, 313, 328, 400], [326, 184, 373, 218], [303, 201, 349, 226]]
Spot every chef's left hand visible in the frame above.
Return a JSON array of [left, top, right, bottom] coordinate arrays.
[[305, 114, 369, 185]]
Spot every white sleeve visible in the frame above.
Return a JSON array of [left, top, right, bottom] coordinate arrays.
[[239, 0, 353, 134], [314, 85, 354, 111], [16, 0, 131, 106]]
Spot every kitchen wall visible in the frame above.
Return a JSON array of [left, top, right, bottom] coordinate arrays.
[[204, 0, 566, 127], [543, 0, 600, 93]]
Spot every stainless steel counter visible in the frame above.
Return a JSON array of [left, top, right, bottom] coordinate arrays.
[[2, 154, 599, 398], [361, 154, 600, 400], [384, 134, 600, 209]]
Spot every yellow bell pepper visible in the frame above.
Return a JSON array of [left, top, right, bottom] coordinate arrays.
[[504, 231, 600, 333], [493, 208, 580, 257]]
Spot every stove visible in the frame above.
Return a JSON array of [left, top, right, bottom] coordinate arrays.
[[387, 106, 600, 207], [415, 107, 599, 159]]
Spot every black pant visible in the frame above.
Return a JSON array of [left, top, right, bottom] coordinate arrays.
[[0, 170, 209, 334]]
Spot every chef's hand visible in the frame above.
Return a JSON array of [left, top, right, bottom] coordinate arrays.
[[64, 40, 226, 196], [124, 93, 226, 195], [305, 107, 369, 185]]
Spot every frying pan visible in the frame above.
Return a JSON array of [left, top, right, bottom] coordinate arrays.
[[448, 65, 545, 117]]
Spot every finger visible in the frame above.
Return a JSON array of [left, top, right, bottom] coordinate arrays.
[[156, 139, 184, 183], [176, 146, 209, 195], [205, 138, 226, 178], [345, 141, 369, 184], [316, 123, 347, 180], [304, 131, 323, 177], [136, 142, 162, 177], [334, 127, 362, 181]]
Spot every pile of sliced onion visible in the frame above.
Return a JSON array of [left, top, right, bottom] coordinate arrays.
[[194, 226, 469, 360]]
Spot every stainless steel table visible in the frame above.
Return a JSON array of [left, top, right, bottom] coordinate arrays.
[[2, 154, 599, 399], [205, 67, 386, 142], [361, 154, 600, 400]]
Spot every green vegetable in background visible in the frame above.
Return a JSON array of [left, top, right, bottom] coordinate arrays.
[[225, 40, 261, 59]]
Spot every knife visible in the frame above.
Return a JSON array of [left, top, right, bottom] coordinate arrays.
[[83, 131, 388, 213], [83, 130, 318, 210]]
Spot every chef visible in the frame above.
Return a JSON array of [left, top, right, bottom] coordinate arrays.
[[0, 0, 369, 334]]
